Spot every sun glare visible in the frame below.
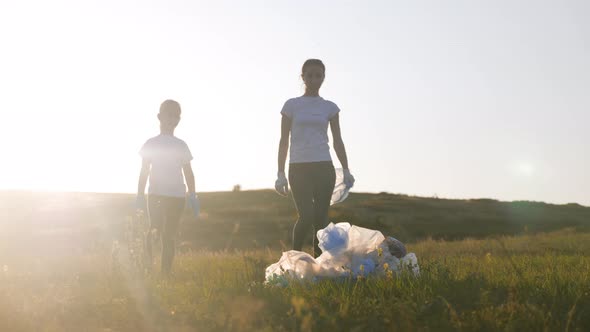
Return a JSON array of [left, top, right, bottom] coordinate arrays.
[[515, 162, 535, 177]]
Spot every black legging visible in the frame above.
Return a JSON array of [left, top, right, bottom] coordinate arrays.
[[289, 161, 336, 257], [146, 195, 185, 274]]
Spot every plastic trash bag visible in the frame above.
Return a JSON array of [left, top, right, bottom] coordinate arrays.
[[347, 225, 385, 254], [317, 222, 350, 254], [265, 251, 320, 281], [351, 257, 376, 276], [330, 168, 350, 205], [400, 253, 420, 275], [265, 222, 420, 285], [384, 236, 407, 259]]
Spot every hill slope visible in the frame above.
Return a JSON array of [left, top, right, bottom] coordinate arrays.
[[1, 190, 588, 252]]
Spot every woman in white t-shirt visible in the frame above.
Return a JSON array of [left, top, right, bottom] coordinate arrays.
[[275, 59, 355, 257]]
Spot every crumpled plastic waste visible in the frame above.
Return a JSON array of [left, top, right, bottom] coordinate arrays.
[[330, 168, 350, 205], [265, 222, 419, 285]]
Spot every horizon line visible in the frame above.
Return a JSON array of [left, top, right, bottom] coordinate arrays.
[[0, 188, 587, 208]]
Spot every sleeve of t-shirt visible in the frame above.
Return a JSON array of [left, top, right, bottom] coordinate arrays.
[[181, 142, 193, 165], [329, 102, 341, 120], [138, 140, 152, 161], [280, 99, 293, 118]]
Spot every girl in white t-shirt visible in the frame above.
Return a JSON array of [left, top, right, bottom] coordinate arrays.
[[136, 99, 200, 275], [275, 59, 355, 257]]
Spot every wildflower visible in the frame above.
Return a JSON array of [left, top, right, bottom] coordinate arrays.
[[356, 264, 365, 279]]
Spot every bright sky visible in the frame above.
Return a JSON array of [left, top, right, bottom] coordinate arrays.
[[1, 0, 588, 205]]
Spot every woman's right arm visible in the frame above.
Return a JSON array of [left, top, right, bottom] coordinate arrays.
[[277, 115, 292, 173]]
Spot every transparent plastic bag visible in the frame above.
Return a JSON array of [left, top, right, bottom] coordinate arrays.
[[330, 168, 350, 205], [317, 222, 350, 254], [347, 225, 385, 254], [265, 250, 320, 281], [265, 223, 420, 284]]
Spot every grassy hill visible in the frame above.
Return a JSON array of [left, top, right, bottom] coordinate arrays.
[[1, 190, 588, 253]]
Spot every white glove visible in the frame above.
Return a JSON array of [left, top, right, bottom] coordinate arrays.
[[187, 193, 200, 219], [275, 171, 289, 196], [343, 169, 355, 189], [135, 194, 147, 212]]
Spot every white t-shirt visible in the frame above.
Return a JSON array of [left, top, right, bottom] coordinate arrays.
[[281, 96, 340, 164], [139, 134, 193, 197]]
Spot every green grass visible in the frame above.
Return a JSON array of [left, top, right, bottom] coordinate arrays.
[[1, 229, 589, 331], [0, 190, 589, 331]]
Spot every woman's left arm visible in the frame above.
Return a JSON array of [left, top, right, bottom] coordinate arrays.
[[331, 114, 355, 188], [330, 114, 349, 170]]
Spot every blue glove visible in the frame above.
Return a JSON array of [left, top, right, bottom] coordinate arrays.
[[187, 193, 200, 219], [275, 171, 289, 196], [135, 194, 147, 212], [343, 169, 355, 189]]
